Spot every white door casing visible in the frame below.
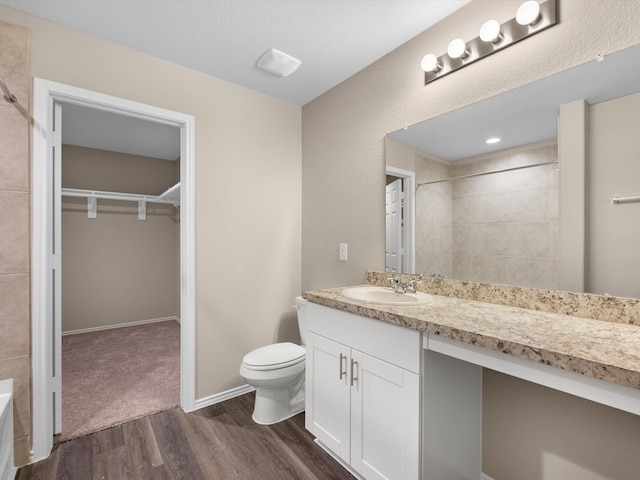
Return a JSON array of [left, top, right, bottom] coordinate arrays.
[[385, 177, 402, 273], [31, 78, 196, 461], [52, 102, 62, 434], [385, 166, 415, 274]]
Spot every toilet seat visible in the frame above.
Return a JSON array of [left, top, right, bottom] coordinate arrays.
[[242, 342, 305, 371]]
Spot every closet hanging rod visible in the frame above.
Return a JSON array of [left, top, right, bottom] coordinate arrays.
[[0, 75, 17, 103], [61, 188, 179, 206]]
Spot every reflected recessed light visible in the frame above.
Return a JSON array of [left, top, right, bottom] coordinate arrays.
[[486, 137, 501, 144]]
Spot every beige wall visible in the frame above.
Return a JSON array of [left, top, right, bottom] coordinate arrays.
[[302, 1, 640, 478], [0, 20, 30, 466], [0, 4, 301, 465], [589, 91, 640, 298], [62, 145, 180, 332], [483, 370, 640, 479]]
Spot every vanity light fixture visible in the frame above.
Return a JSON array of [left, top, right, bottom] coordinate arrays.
[[420, 53, 442, 73], [479, 20, 503, 44], [422, 0, 557, 85], [516, 0, 542, 26], [257, 48, 302, 78], [447, 38, 470, 60]]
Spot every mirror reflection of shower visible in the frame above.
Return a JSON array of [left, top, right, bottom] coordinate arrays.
[[415, 141, 559, 289]]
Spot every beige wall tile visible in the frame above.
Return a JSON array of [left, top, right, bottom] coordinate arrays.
[[506, 185, 549, 222], [474, 223, 508, 256], [0, 106, 29, 192], [452, 254, 473, 279], [13, 435, 30, 467], [452, 223, 473, 255], [507, 222, 550, 257], [0, 355, 31, 446], [0, 191, 29, 274], [508, 256, 551, 289], [473, 255, 507, 284], [0, 274, 29, 358], [0, 21, 28, 106]]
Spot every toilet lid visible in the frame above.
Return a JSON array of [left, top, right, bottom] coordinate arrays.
[[243, 342, 305, 369]]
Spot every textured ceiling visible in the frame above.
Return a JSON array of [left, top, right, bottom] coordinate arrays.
[[0, 0, 469, 106]]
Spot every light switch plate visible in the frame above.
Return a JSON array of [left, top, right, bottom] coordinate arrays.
[[339, 243, 348, 261]]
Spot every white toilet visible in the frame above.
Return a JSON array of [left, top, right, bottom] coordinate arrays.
[[240, 296, 308, 425]]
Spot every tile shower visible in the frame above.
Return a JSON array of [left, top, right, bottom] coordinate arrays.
[[415, 143, 559, 289]]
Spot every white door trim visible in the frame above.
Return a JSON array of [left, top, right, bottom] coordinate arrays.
[[31, 78, 196, 461], [386, 166, 415, 274]]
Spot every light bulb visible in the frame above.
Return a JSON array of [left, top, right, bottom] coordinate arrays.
[[480, 19, 503, 43], [447, 38, 469, 59], [421, 54, 441, 73], [516, 0, 541, 26]]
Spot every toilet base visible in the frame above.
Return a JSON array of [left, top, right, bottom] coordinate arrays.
[[252, 378, 305, 425]]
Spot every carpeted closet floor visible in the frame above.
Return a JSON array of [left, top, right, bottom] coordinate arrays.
[[60, 320, 180, 442]]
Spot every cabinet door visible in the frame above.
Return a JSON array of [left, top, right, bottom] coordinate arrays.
[[305, 333, 351, 462], [350, 350, 420, 480]]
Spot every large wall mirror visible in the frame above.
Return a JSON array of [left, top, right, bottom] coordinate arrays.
[[386, 43, 640, 298]]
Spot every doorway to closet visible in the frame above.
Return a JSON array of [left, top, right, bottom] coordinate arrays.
[[58, 102, 182, 441], [32, 79, 196, 462]]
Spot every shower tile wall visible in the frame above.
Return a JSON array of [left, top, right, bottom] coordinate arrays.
[[0, 21, 31, 465], [416, 144, 559, 289], [415, 155, 453, 277]]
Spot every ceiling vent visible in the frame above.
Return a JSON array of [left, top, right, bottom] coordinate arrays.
[[257, 49, 302, 78]]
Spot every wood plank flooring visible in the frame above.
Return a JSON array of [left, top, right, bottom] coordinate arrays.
[[16, 394, 355, 480]]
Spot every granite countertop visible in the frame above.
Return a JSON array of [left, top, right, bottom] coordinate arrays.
[[303, 285, 640, 390]]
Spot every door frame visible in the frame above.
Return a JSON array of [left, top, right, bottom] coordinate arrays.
[[385, 166, 415, 274], [31, 78, 196, 461]]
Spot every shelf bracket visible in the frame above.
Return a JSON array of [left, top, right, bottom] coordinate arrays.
[[138, 199, 147, 220], [87, 195, 97, 219]]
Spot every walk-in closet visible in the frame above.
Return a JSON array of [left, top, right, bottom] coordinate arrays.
[[58, 103, 181, 441]]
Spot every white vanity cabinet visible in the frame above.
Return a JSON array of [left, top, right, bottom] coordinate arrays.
[[305, 302, 421, 480]]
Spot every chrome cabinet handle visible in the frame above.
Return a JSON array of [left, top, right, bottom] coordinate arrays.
[[339, 353, 347, 380], [350, 358, 358, 386]]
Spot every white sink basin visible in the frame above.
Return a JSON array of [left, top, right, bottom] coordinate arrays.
[[341, 286, 433, 306]]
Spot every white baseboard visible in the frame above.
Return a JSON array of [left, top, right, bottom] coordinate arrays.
[[62, 316, 180, 336], [480, 473, 495, 480], [193, 384, 255, 410]]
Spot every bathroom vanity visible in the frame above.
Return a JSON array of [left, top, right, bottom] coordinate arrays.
[[303, 273, 640, 480], [305, 301, 422, 479]]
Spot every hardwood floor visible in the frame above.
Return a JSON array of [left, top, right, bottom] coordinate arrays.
[[16, 394, 355, 480]]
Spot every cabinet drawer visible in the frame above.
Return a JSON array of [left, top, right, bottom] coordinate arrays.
[[306, 302, 421, 374]]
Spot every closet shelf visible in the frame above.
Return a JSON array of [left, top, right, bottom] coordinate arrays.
[[62, 184, 180, 220]]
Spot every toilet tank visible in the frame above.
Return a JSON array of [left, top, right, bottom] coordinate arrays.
[[294, 296, 309, 346]]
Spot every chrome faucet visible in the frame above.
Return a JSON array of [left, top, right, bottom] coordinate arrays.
[[387, 275, 422, 293]]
